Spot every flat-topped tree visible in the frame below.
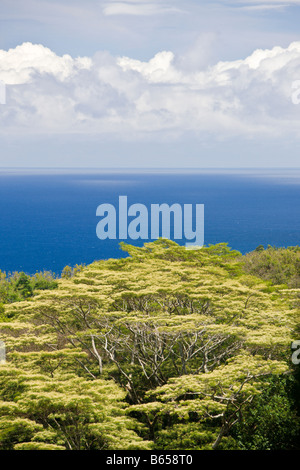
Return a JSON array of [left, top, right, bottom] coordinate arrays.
[[0, 240, 298, 450]]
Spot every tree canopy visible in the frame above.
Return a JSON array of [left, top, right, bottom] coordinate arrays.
[[0, 240, 299, 450]]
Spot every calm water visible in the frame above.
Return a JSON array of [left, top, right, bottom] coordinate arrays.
[[0, 168, 299, 275]]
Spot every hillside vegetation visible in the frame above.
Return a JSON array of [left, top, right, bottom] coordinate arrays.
[[0, 240, 299, 450]]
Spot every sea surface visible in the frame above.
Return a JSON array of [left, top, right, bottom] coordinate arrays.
[[0, 168, 299, 275]]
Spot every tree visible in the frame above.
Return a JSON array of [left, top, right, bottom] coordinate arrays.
[[0, 240, 298, 450], [15, 273, 33, 299], [0, 360, 150, 450]]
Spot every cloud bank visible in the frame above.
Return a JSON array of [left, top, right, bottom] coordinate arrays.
[[0, 41, 300, 140]]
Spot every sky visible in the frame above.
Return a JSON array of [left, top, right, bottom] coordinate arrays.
[[1, 0, 300, 168]]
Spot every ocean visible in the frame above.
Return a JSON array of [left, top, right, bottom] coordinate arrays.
[[0, 168, 299, 275]]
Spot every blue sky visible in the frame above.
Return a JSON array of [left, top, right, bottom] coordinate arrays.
[[1, 0, 299, 58], [1, 0, 300, 167]]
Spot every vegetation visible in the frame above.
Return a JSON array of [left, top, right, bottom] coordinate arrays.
[[0, 240, 299, 450], [0, 270, 58, 308], [243, 244, 300, 288]]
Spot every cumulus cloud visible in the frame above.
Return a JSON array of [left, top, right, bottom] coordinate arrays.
[[0, 41, 300, 140], [0, 43, 92, 86]]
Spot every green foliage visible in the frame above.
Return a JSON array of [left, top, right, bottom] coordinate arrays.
[[0, 303, 6, 322], [61, 264, 85, 279], [0, 270, 58, 305], [32, 272, 58, 291], [0, 240, 299, 450], [0, 417, 43, 450], [242, 245, 300, 287], [0, 364, 150, 450], [231, 376, 300, 449], [15, 273, 33, 298], [154, 422, 219, 450]]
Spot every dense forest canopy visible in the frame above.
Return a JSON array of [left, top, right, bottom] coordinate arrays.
[[0, 240, 299, 450]]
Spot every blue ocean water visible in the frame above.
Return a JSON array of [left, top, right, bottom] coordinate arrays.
[[0, 168, 299, 275]]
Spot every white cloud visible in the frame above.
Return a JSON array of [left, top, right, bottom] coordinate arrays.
[[240, 4, 288, 10], [117, 51, 180, 83], [0, 42, 92, 85], [222, 0, 300, 4], [219, 0, 300, 10], [102, 0, 183, 16], [1, 41, 300, 140]]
